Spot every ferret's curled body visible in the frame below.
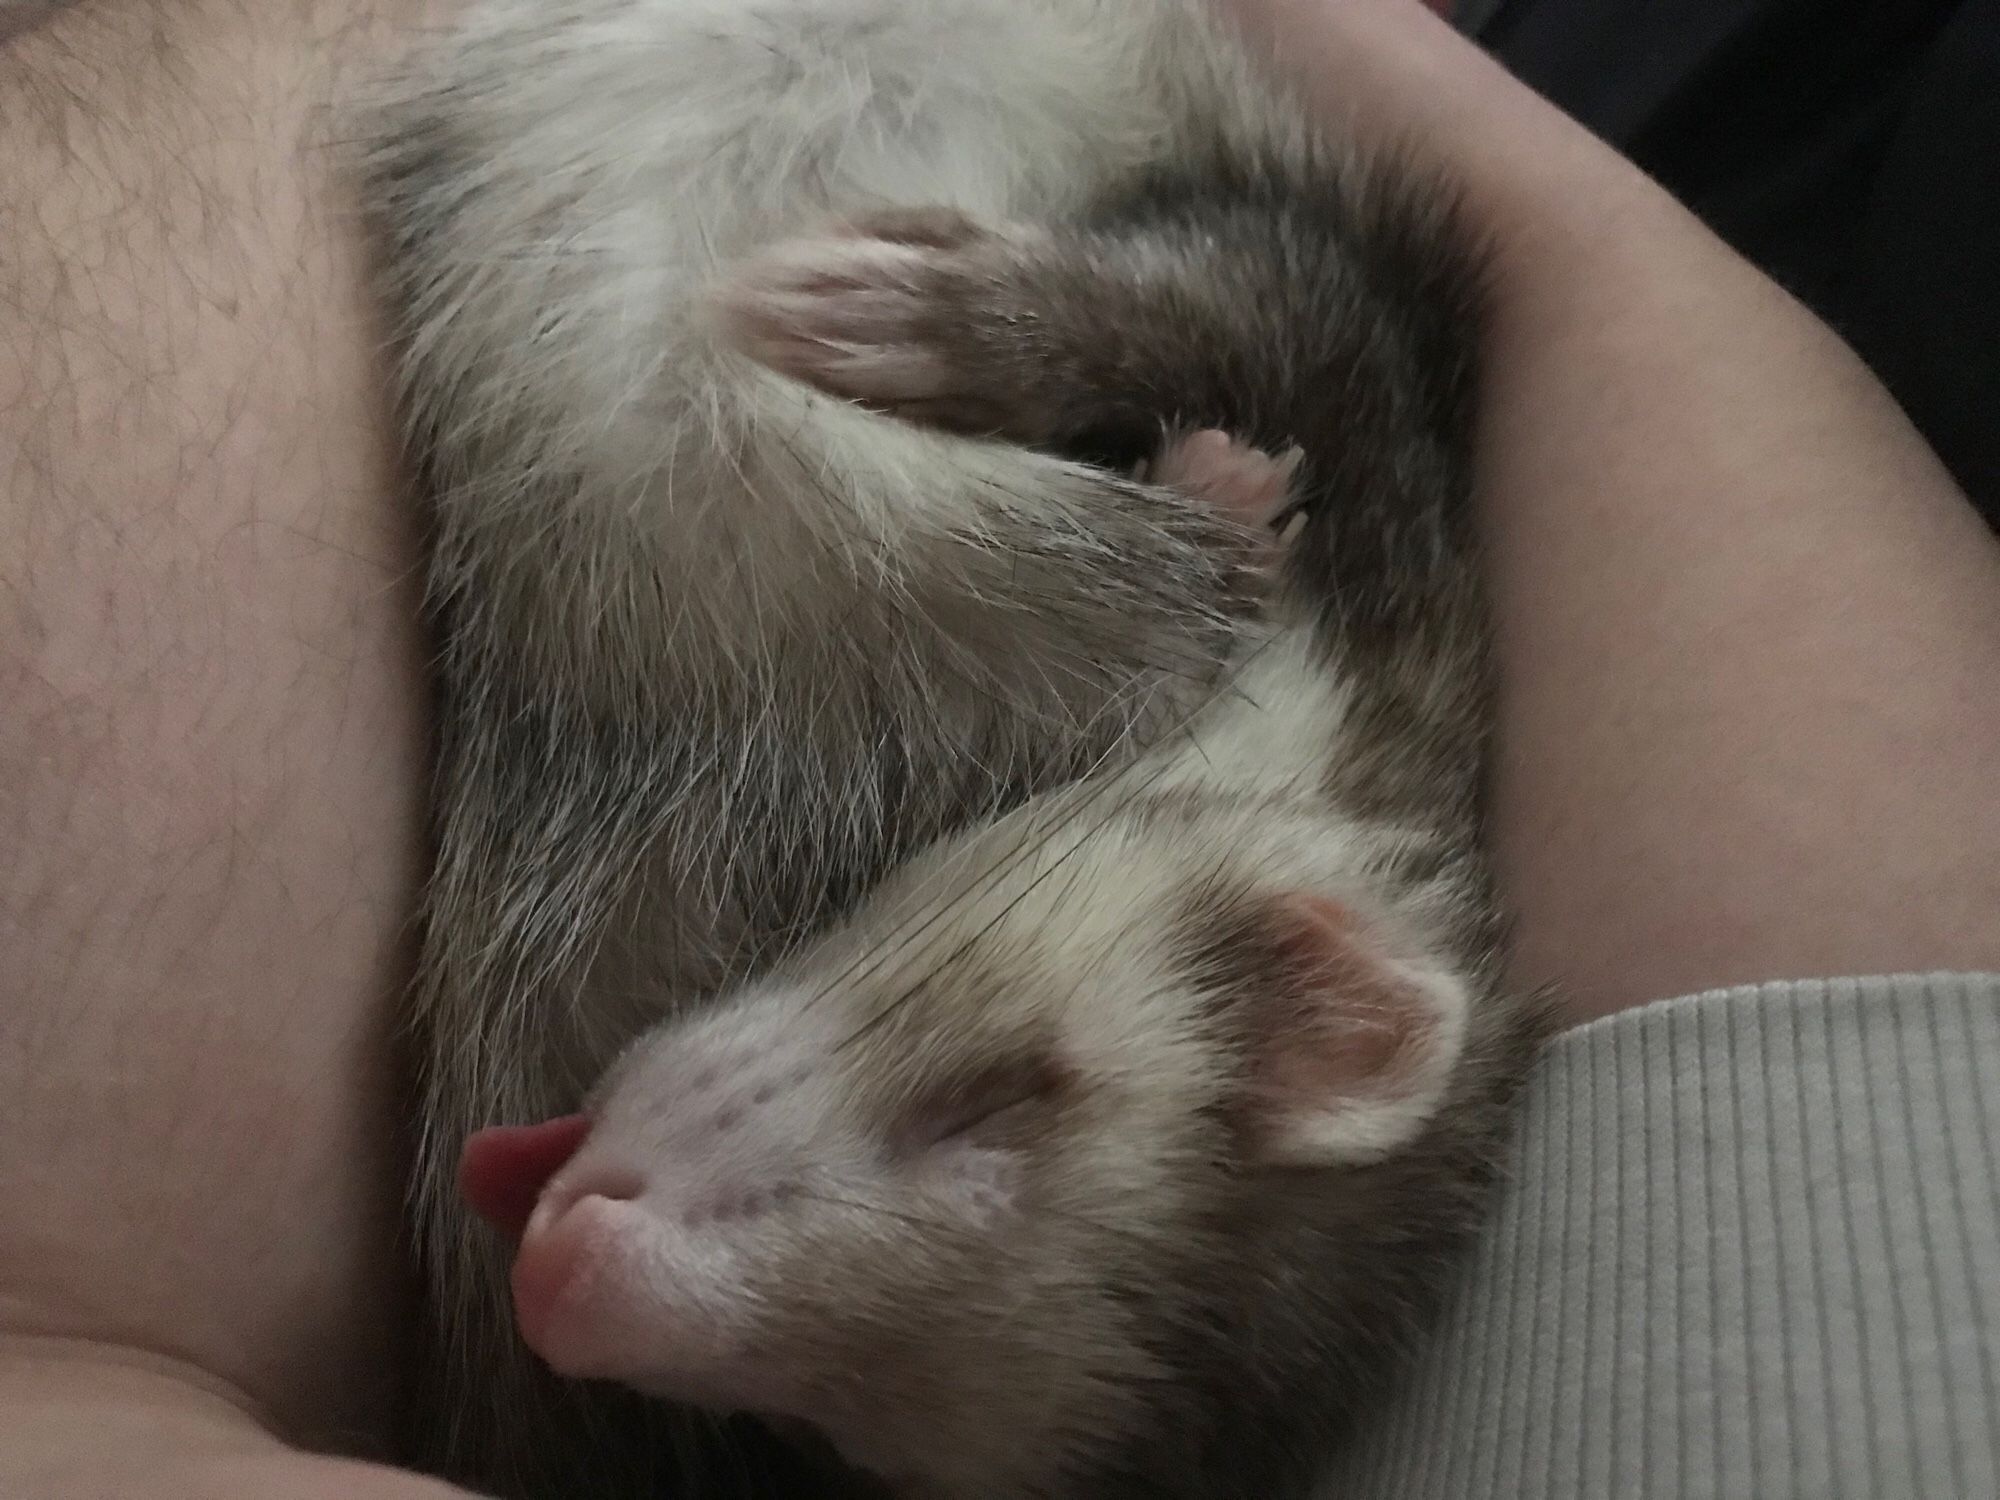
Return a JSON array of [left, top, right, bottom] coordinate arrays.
[[362, 2, 1543, 1497]]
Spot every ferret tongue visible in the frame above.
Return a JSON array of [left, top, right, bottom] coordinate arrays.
[[459, 1113, 593, 1238]]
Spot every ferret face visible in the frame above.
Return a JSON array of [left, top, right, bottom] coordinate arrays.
[[462, 837, 1474, 1498]]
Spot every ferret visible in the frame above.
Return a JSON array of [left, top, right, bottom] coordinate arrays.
[[358, 2, 1546, 1497]]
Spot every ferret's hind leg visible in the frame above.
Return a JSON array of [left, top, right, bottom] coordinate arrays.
[[713, 213, 1308, 537], [708, 191, 1375, 482], [712, 212, 1046, 441]]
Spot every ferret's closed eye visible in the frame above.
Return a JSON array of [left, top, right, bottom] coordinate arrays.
[[899, 1053, 1071, 1152]]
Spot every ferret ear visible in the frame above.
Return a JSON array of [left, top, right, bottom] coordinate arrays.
[[1235, 893, 1470, 1168]]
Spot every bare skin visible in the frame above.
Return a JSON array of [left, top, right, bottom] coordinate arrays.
[[3, 1, 1995, 1496], [1228, 0, 2000, 1021], [0, 0, 461, 1494]]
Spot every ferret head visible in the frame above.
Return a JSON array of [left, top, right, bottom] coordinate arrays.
[[462, 829, 1508, 1499]]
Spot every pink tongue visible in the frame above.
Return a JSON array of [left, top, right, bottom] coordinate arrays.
[[459, 1114, 594, 1237]]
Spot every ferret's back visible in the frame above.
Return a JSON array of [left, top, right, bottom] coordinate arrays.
[[377, 0, 1209, 436]]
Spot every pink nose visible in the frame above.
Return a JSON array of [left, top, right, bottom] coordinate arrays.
[[510, 1186, 642, 1373], [459, 1113, 594, 1238], [510, 1170, 767, 1398]]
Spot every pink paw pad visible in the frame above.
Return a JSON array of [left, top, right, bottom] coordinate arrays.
[[1148, 428, 1305, 531]]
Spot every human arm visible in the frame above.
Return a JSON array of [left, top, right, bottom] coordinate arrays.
[[1226, 0, 2000, 1023]]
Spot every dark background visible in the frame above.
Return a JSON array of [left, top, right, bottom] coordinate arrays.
[[1466, 0, 1998, 531]]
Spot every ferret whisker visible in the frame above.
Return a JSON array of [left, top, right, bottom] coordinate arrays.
[[804, 626, 1286, 1026], [787, 1187, 1164, 1262], [788, 1188, 991, 1242], [825, 631, 1291, 1049]]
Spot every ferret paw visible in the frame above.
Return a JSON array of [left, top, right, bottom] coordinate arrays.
[[1144, 429, 1305, 536], [712, 212, 1042, 437]]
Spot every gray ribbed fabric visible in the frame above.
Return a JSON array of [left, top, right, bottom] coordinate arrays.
[[1321, 972, 2000, 1500]]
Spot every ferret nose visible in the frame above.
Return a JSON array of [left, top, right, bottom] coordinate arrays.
[[511, 1148, 774, 1383], [512, 1181, 647, 1375], [524, 1157, 647, 1234], [510, 1158, 808, 1402]]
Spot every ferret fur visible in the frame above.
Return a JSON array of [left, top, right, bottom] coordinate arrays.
[[357, 2, 1545, 1496]]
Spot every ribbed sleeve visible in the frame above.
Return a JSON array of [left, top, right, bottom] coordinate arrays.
[[1321, 973, 2000, 1499]]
